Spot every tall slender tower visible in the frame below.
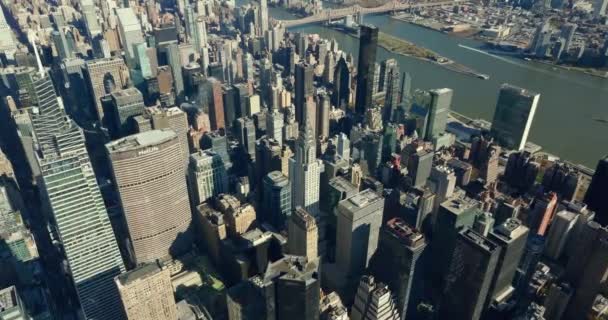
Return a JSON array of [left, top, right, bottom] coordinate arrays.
[[355, 24, 378, 115], [31, 70, 126, 318], [259, 0, 269, 35], [289, 121, 324, 217]]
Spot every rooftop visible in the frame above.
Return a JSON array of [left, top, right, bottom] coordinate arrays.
[[106, 129, 176, 153], [340, 189, 382, 212], [116, 261, 163, 286], [385, 218, 425, 248], [0, 286, 18, 312], [461, 228, 499, 253], [264, 255, 319, 284]]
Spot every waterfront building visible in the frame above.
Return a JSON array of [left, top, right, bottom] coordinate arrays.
[[490, 84, 540, 151]]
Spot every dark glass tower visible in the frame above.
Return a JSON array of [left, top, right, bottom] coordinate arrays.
[[355, 24, 378, 115], [585, 156, 608, 225]]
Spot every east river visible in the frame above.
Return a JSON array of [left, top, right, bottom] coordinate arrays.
[[263, 3, 608, 167]]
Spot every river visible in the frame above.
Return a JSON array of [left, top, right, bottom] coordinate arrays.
[[265, 3, 608, 167]]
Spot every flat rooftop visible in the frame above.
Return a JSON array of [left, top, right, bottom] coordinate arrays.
[[339, 189, 382, 212], [106, 129, 176, 153], [0, 286, 18, 311], [116, 262, 163, 286]]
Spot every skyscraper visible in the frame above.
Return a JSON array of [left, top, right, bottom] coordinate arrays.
[[188, 150, 229, 206], [80, 0, 101, 38], [355, 24, 378, 115], [107, 87, 145, 138], [106, 130, 192, 264], [262, 171, 292, 228], [486, 218, 529, 306], [441, 228, 501, 320], [116, 8, 144, 67], [115, 262, 177, 320], [288, 207, 318, 261], [336, 189, 384, 277], [295, 61, 314, 125], [544, 210, 577, 260], [350, 275, 401, 320], [261, 255, 320, 320], [565, 226, 608, 318], [424, 88, 452, 140], [205, 77, 226, 130], [235, 117, 256, 160], [369, 218, 426, 319], [407, 149, 434, 188], [382, 59, 400, 122], [585, 156, 608, 225], [333, 56, 351, 109], [85, 57, 128, 120], [166, 43, 185, 100], [289, 121, 324, 216], [32, 73, 126, 319], [490, 84, 540, 151]]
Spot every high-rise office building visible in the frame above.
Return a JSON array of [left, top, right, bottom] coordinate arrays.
[[543, 282, 572, 320], [288, 207, 318, 261], [235, 117, 256, 160], [585, 156, 608, 225], [350, 275, 401, 320], [80, 0, 102, 38], [32, 73, 126, 319], [355, 24, 378, 115], [565, 226, 608, 318], [261, 255, 320, 320], [106, 130, 192, 264], [594, 0, 608, 18], [259, 0, 269, 34], [295, 61, 314, 125], [336, 189, 384, 277], [188, 150, 229, 206], [490, 84, 540, 151], [115, 262, 177, 320], [333, 56, 351, 109], [431, 195, 481, 291], [407, 149, 434, 188], [544, 210, 577, 260], [369, 218, 426, 319], [204, 77, 225, 130], [382, 59, 400, 122], [85, 57, 128, 120], [486, 218, 529, 306], [107, 87, 145, 138], [166, 43, 185, 100], [0, 286, 27, 320], [116, 8, 144, 67], [51, 30, 72, 61], [289, 122, 324, 217], [425, 88, 452, 140], [441, 228, 501, 320], [266, 107, 284, 146], [135, 106, 190, 165], [263, 171, 292, 228]]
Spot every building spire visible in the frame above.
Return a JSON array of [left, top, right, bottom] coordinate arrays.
[[28, 31, 45, 78]]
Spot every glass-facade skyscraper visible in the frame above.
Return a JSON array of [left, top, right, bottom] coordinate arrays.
[[355, 24, 378, 115], [490, 84, 540, 151], [32, 74, 126, 319]]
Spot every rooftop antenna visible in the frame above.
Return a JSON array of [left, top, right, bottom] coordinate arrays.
[[28, 31, 45, 78]]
